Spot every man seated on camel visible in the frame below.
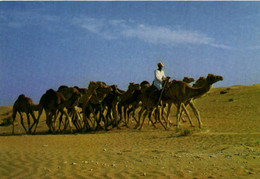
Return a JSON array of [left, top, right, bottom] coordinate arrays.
[[152, 62, 170, 102], [153, 62, 166, 90]]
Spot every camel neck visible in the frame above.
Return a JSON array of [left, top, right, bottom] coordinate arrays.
[[187, 81, 212, 99]]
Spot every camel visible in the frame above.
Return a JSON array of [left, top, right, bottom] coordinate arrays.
[[125, 77, 194, 127], [76, 81, 103, 131], [82, 82, 113, 131], [175, 76, 209, 125], [117, 82, 141, 127], [101, 85, 124, 129], [57, 86, 83, 132], [12, 94, 39, 134], [163, 77, 195, 125], [163, 73, 223, 128], [134, 80, 169, 130], [35, 89, 77, 133], [124, 88, 142, 125]]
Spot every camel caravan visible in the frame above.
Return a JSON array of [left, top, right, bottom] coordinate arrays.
[[11, 73, 223, 134]]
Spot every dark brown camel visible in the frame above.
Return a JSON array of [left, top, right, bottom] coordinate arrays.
[[101, 85, 124, 129], [57, 86, 83, 132], [117, 82, 141, 127], [135, 80, 169, 130], [56, 86, 83, 132], [163, 73, 223, 128], [35, 89, 76, 133], [78, 81, 102, 131], [83, 82, 113, 131], [12, 94, 38, 134]]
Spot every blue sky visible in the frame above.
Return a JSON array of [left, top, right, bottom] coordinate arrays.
[[1, 2, 260, 106]]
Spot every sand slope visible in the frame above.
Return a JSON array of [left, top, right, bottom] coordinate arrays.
[[0, 85, 259, 178]]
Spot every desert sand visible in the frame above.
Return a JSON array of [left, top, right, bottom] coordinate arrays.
[[0, 85, 259, 178]]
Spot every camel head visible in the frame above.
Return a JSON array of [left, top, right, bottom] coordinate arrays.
[[74, 86, 88, 95], [58, 85, 69, 91], [68, 91, 82, 107], [182, 77, 195, 84], [88, 81, 100, 92], [206, 74, 223, 85], [140, 81, 151, 92], [110, 85, 118, 92], [193, 77, 207, 88], [18, 94, 26, 99], [128, 82, 141, 92]]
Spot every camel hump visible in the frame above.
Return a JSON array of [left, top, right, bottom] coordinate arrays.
[[182, 77, 195, 83], [193, 77, 206, 87], [18, 94, 26, 99], [58, 85, 69, 91], [140, 81, 150, 86], [128, 82, 141, 91]]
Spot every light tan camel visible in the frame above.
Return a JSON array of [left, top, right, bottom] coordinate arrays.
[[163, 73, 223, 128], [163, 77, 195, 125], [12, 94, 39, 134]]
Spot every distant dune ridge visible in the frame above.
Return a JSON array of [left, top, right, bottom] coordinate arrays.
[[0, 84, 259, 178]]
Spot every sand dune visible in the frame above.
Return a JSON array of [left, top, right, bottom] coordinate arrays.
[[0, 85, 260, 178]]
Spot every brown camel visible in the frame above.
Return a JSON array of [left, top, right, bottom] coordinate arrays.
[[124, 88, 142, 125], [81, 81, 113, 131], [176, 76, 209, 125], [101, 85, 124, 129], [117, 82, 141, 127], [135, 80, 168, 130], [163, 77, 195, 125], [163, 73, 223, 128], [12, 94, 38, 134], [75, 81, 102, 131], [57, 86, 83, 132], [35, 89, 76, 133]]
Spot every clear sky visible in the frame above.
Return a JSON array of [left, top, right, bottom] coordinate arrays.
[[1, 1, 260, 106]]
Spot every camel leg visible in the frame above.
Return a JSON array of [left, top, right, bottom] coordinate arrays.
[[29, 111, 37, 133], [148, 110, 157, 129], [33, 107, 43, 134], [77, 111, 84, 131], [26, 113, 31, 134], [95, 106, 105, 131], [156, 106, 167, 130], [19, 112, 28, 133], [45, 112, 52, 133], [82, 104, 92, 131], [52, 111, 59, 133], [135, 107, 145, 129], [12, 110, 17, 134], [123, 107, 127, 127], [58, 111, 64, 133], [165, 103, 172, 125], [188, 101, 202, 128], [132, 107, 138, 123], [110, 106, 116, 127], [75, 106, 84, 130], [180, 104, 194, 127], [161, 103, 169, 128], [139, 110, 149, 130], [73, 111, 82, 131], [63, 108, 73, 133], [176, 104, 181, 128]]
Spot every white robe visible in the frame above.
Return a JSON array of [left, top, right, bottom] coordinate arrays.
[[153, 69, 165, 90]]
